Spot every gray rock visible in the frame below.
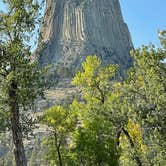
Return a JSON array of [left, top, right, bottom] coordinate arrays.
[[38, 0, 133, 77]]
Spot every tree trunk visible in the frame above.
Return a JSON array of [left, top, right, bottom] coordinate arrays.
[[57, 146, 62, 166], [54, 132, 62, 166], [9, 80, 27, 166]]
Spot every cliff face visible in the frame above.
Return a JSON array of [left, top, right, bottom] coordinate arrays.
[[39, 0, 133, 76]]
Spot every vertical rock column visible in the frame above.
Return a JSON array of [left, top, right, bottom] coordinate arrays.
[[38, 0, 133, 77]]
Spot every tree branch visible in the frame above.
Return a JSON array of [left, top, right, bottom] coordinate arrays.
[[122, 127, 143, 166]]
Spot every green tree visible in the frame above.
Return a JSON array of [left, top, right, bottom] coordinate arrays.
[[159, 29, 166, 49], [40, 105, 77, 166], [118, 30, 166, 165], [71, 55, 120, 165], [0, 1, 44, 166]]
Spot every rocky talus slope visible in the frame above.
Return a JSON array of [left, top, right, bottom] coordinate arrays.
[[37, 78, 79, 111]]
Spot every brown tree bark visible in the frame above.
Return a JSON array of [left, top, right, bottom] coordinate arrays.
[[9, 80, 27, 166]]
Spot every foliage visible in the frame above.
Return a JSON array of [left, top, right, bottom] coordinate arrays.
[[119, 120, 148, 166], [40, 34, 166, 165], [118, 30, 166, 165], [71, 55, 120, 165], [40, 55, 120, 165], [23, 29, 166, 165], [72, 55, 119, 102], [40, 105, 77, 166], [159, 29, 166, 49], [0, 0, 45, 165], [0, 0, 45, 113]]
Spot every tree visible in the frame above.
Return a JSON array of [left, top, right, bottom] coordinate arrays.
[[40, 106, 77, 166], [0, 1, 44, 165], [118, 30, 166, 165], [71, 55, 120, 165], [159, 29, 166, 49]]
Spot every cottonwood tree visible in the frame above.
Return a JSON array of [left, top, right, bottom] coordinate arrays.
[[71, 41, 166, 165], [40, 106, 77, 166], [117, 30, 166, 165], [71, 56, 120, 165], [0, 1, 45, 166]]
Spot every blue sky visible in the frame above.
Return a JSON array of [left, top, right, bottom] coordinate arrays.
[[120, 0, 166, 47], [0, 1, 165, 48]]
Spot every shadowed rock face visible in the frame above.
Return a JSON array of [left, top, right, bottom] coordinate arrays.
[[38, 0, 133, 76]]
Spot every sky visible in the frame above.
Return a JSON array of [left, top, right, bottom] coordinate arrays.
[[0, 0, 165, 48], [120, 0, 166, 47]]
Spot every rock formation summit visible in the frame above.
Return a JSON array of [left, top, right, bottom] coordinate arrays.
[[38, 0, 133, 76]]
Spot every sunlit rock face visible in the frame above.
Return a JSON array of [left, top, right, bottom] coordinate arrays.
[[38, 0, 133, 76]]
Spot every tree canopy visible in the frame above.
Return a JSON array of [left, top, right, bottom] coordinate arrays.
[[39, 28, 166, 165], [0, 1, 45, 165]]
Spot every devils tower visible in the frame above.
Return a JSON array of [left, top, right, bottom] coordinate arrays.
[[38, 0, 133, 76]]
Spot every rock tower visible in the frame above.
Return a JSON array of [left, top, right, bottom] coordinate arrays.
[[38, 0, 133, 76]]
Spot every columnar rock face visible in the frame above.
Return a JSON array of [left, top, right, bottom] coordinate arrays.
[[38, 0, 133, 76]]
